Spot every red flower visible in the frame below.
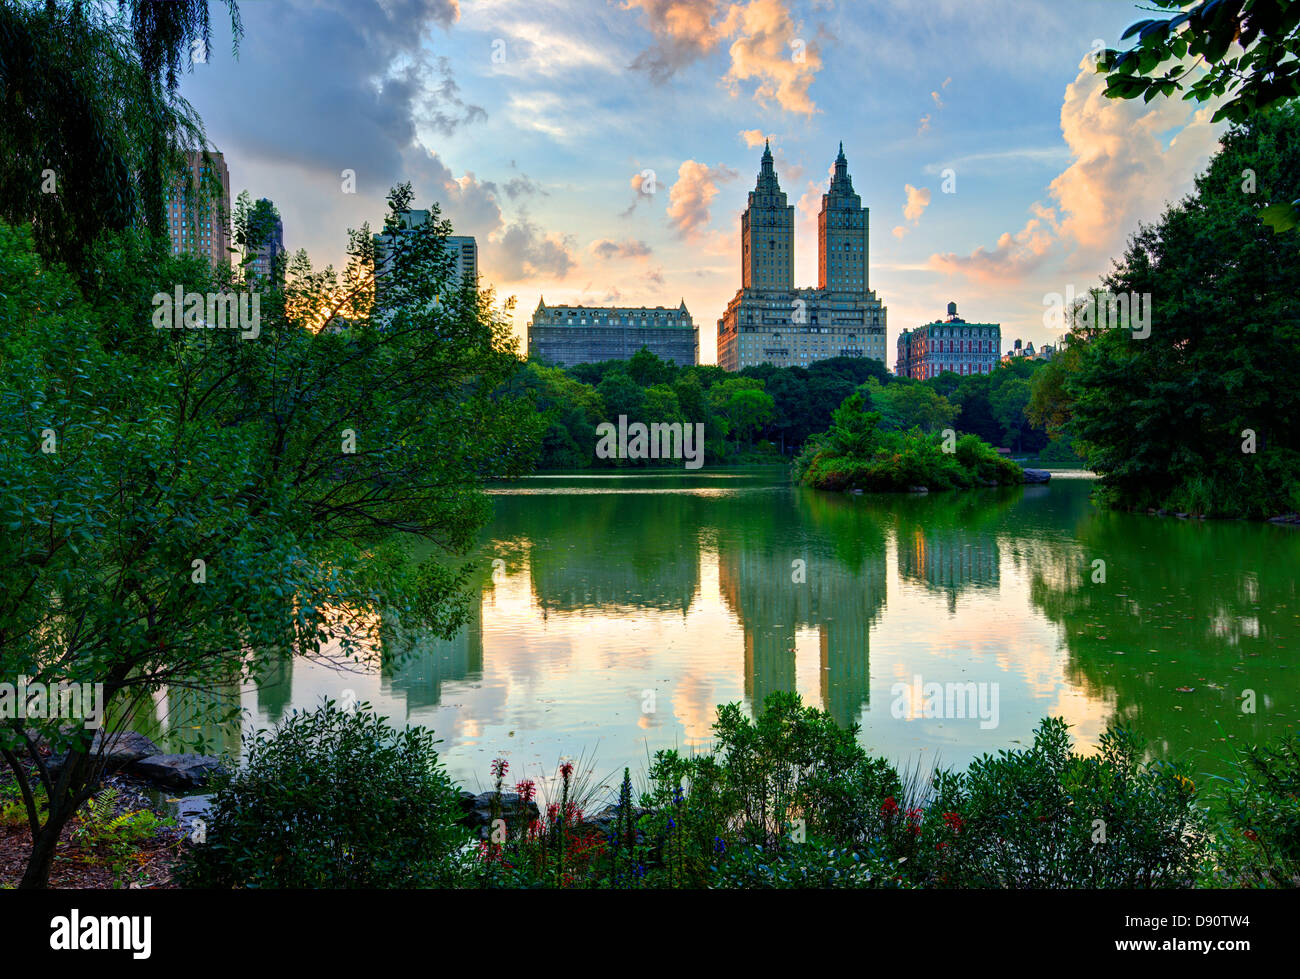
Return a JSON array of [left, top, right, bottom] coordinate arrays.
[[1244, 829, 1258, 842], [559, 761, 575, 780], [515, 779, 536, 803], [490, 758, 509, 779], [880, 796, 899, 817], [905, 807, 923, 825], [942, 812, 964, 833]]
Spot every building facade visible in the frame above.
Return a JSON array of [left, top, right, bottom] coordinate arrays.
[[168, 150, 230, 265], [373, 209, 478, 308], [895, 302, 1001, 379], [717, 142, 887, 371], [1001, 338, 1057, 363], [249, 197, 284, 279], [528, 300, 698, 367]]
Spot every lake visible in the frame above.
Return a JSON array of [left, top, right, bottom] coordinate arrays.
[[145, 468, 1300, 799]]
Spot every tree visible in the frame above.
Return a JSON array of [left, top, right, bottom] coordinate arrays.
[[0, 183, 543, 886], [709, 377, 775, 450], [0, 1, 240, 269], [860, 378, 958, 434], [1100, 0, 1300, 125], [1100, 0, 1300, 231], [1064, 104, 1300, 516]]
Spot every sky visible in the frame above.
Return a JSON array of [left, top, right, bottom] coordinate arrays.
[[176, 0, 1227, 365]]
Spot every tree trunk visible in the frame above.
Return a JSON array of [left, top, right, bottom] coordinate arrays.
[[19, 821, 64, 889]]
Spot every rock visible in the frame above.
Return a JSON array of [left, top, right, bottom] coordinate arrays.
[[456, 791, 541, 839], [48, 730, 161, 777], [173, 794, 215, 836], [1268, 513, 1300, 525], [127, 753, 224, 790], [1021, 468, 1052, 484], [906, 485, 929, 493]]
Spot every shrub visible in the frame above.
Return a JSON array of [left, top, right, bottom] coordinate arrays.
[[178, 702, 467, 888], [1206, 734, 1300, 887], [923, 718, 1208, 887]]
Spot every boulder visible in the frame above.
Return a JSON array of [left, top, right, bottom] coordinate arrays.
[[906, 485, 929, 494], [457, 790, 541, 839], [1021, 468, 1051, 484], [48, 730, 161, 777], [127, 753, 224, 790]]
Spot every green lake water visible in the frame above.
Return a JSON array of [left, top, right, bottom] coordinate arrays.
[[143, 468, 1300, 800]]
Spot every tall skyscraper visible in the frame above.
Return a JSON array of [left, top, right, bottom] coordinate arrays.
[[249, 197, 284, 279], [373, 209, 477, 309], [168, 150, 231, 266], [717, 142, 887, 371], [742, 141, 794, 292]]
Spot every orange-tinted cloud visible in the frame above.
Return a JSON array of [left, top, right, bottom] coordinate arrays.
[[667, 159, 738, 240]]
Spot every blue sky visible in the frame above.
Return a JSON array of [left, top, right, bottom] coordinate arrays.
[[178, 0, 1226, 363]]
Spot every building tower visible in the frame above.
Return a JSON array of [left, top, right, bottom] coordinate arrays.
[[818, 142, 868, 293], [741, 140, 794, 291]]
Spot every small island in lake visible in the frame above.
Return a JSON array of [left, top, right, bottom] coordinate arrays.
[[793, 392, 1048, 493]]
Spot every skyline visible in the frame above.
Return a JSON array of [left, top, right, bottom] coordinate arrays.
[[175, 0, 1227, 363]]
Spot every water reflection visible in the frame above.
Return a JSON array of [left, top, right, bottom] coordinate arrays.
[[131, 471, 1300, 787]]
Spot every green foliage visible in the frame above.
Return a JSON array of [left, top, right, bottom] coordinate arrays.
[[926, 719, 1208, 887], [1060, 106, 1300, 517], [1100, 1, 1300, 126], [0, 175, 542, 886], [1207, 733, 1300, 887], [793, 393, 1023, 492], [709, 838, 911, 889], [860, 377, 957, 434], [178, 702, 467, 888]]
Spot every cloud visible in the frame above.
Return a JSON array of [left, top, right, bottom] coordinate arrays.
[[929, 217, 1054, 283], [180, 0, 475, 183], [667, 160, 737, 239], [623, 0, 725, 81], [927, 58, 1225, 285], [590, 237, 653, 259], [719, 0, 822, 116], [739, 128, 771, 148], [917, 113, 931, 134], [625, 0, 823, 114], [1048, 56, 1222, 255], [903, 184, 931, 223], [491, 216, 579, 282], [892, 225, 907, 239], [622, 167, 661, 216], [489, 20, 621, 77]]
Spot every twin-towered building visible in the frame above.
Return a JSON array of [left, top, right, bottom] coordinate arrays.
[[895, 302, 1001, 379], [717, 142, 888, 370]]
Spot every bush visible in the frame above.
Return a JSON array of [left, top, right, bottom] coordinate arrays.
[[794, 394, 1022, 492], [1206, 734, 1300, 887], [178, 702, 468, 888], [924, 718, 1207, 887]]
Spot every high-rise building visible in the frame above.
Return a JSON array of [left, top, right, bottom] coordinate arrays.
[[895, 302, 1001, 379], [372, 208, 477, 308], [528, 300, 697, 367], [249, 198, 284, 279], [168, 150, 230, 265], [717, 142, 888, 371]]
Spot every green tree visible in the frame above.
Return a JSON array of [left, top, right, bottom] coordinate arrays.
[[0, 183, 542, 887], [1065, 105, 1300, 516], [1100, 1, 1300, 125]]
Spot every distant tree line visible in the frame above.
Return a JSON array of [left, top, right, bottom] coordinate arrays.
[[514, 347, 1071, 470]]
